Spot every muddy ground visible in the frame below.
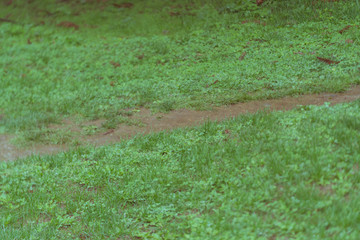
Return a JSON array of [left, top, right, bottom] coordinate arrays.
[[1, 85, 360, 161]]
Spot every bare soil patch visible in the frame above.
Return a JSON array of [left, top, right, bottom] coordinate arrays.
[[0, 134, 67, 161], [1, 85, 360, 161]]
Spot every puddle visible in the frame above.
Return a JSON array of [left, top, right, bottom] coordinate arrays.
[[1, 85, 360, 161]]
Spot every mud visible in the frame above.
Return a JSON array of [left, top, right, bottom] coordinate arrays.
[[1, 85, 360, 161], [0, 134, 67, 161]]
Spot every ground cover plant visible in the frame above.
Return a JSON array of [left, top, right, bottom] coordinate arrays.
[[0, 0, 360, 143], [1, 100, 360, 239]]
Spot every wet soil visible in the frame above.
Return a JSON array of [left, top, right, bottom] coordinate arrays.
[[1, 85, 360, 161], [0, 134, 67, 162]]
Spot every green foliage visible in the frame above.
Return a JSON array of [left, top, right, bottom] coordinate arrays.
[[1, 101, 360, 238]]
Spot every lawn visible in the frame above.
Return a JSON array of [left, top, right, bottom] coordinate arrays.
[[0, 0, 359, 142], [1, 101, 360, 239], [1, 0, 360, 239]]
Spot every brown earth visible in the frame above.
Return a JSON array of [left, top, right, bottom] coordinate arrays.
[[1, 85, 360, 161]]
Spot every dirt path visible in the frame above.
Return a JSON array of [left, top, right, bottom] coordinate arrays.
[[1, 85, 360, 161]]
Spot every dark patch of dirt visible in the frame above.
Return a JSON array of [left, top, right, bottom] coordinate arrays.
[[0, 134, 67, 161], [317, 184, 335, 196], [1, 85, 360, 161], [113, 2, 133, 9], [56, 21, 79, 30]]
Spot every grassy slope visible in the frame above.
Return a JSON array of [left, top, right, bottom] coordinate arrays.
[[0, 0, 360, 140], [1, 1, 360, 238], [1, 100, 360, 239]]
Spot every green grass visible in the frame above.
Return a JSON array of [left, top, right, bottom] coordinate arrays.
[[1, 0, 360, 142], [1, 1, 360, 238], [1, 100, 360, 239]]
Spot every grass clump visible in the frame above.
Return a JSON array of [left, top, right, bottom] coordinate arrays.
[[1, 100, 360, 239]]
